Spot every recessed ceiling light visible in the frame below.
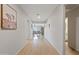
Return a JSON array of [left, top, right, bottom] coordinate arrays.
[[36, 13, 40, 19], [37, 15, 40, 19]]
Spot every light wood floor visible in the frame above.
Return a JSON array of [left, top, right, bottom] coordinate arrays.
[[65, 42, 79, 55], [17, 39, 59, 55]]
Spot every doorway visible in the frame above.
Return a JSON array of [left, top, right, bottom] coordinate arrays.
[[65, 17, 79, 55], [65, 4, 79, 55], [32, 23, 44, 40]]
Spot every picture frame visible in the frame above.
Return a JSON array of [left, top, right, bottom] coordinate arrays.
[[1, 4, 17, 30]]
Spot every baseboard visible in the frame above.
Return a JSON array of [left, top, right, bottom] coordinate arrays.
[[16, 38, 30, 55], [76, 49, 79, 52], [16, 45, 25, 55], [45, 39, 62, 55]]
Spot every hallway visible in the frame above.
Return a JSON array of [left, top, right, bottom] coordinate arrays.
[[0, 4, 65, 55], [17, 39, 59, 55], [1, 4, 79, 55]]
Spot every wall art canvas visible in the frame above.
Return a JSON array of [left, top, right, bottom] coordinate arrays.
[[1, 4, 17, 30], [0, 5, 1, 28]]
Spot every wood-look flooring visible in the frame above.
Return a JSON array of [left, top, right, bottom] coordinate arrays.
[[17, 39, 59, 55], [65, 42, 79, 55]]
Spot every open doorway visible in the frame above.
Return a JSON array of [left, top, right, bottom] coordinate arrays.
[[65, 16, 79, 55], [65, 5, 79, 55], [64, 16, 79, 55], [32, 23, 44, 40]]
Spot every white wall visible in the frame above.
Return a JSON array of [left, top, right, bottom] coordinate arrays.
[[29, 21, 33, 39], [44, 5, 65, 54], [0, 4, 30, 54]]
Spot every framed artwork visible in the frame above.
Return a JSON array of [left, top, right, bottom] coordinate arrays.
[[1, 4, 17, 30], [0, 5, 1, 28]]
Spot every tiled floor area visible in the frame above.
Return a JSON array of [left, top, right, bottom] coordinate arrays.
[[17, 39, 59, 55]]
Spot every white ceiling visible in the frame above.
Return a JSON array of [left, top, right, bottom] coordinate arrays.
[[19, 4, 58, 23]]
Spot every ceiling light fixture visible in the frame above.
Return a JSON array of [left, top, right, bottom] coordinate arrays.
[[36, 13, 40, 19]]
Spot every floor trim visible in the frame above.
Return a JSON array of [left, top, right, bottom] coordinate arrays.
[[16, 39, 30, 55], [45, 39, 61, 55]]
